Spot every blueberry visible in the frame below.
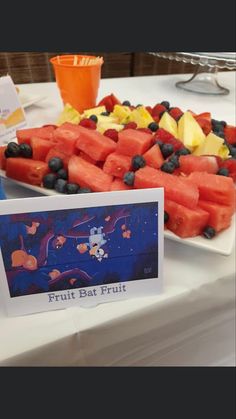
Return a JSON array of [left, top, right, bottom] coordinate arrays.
[[161, 143, 174, 159], [202, 226, 216, 239], [220, 121, 227, 127], [160, 161, 175, 174], [214, 130, 225, 139], [148, 122, 158, 132], [5, 142, 20, 157], [228, 145, 236, 158], [101, 111, 110, 116], [132, 155, 146, 170], [19, 143, 32, 158], [175, 148, 191, 156], [160, 101, 170, 109], [57, 168, 68, 180], [123, 171, 135, 186], [211, 119, 222, 130], [89, 114, 98, 123], [48, 157, 64, 172], [217, 168, 229, 177], [66, 183, 79, 194], [54, 178, 67, 193], [78, 188, 92, 194], [122, 100, 131, 106], [164, 211, 169, 223], [42, 173, 57, 189], [169, 154, 180, 168]]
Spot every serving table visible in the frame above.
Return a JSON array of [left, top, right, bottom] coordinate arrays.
[[0, 72, 235, 366]]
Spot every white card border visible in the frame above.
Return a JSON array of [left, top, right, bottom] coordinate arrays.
[[0, 188, 164, 316]]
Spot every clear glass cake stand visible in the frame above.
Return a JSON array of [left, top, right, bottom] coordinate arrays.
[[149, 52, 236, 95]]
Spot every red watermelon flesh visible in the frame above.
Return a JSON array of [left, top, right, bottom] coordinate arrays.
[[45, 148, 70, 169], [110, 178, 132, 191], [143, 144, 164, 169], [134, 166, 199, 209], [154, 129, 184, 151], [30, 137, 54, 161], [97, 94, 121, 112], [16, 126, 55, 145], [0, 146, 7, 170], [198, 200, 233, 232], [103, 153, 131, 178], [116, 129, 153, 156], [68, 156, 113, 192], [179, 155, 219, 175], [219, 158, 236, 182], [165, 199, 209, 238], [188, 172, 235, 208], [52, 122, 81, 155], [79, 151, 97, 165], [75, 125, 117, 161], [6, 158, 48, 186]]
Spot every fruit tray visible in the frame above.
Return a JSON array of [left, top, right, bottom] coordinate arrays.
[[1, 169, 235, 256]]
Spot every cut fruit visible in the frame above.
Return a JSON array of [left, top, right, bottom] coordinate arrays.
[[103, 153, 131, 178], [16, 126, 55, 145], [224, 125, 236, 145], [129, 106, 154, 128], [116, 129, 153, 156], [30, 137, 54, 161], [68, 155, 113, 192], [198, 200, 233, 232], [165, 199, 209, 238], [112, 104, 132, 124], [57, 103, 81, 125], [159, 112, 178, 138], [97, 94, 121, 112], [179, 155, 219, 175], [193, 132, 229, 159], [178, 111, 205, 148], [155, 128, 185, 151], [110, 178, 132, 191], [143, 144, 164, 169], [97, 122, 123, 134], [6, 158, 48, 186], [134, 166, 199, 209], [75, 125, 117, 161], [193, 112, 212, 135], [188, 171, 235, 208], [52, 122, 81, 155], [83, 106, 106, 117]]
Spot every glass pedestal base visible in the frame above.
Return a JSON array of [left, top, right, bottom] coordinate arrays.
[[176, 65, 229, 95]]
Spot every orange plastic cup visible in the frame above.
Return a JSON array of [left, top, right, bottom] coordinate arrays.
[[50, 55, 103, 113]]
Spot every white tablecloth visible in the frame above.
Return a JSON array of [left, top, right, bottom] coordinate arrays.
[[0, 73, 235, 366]]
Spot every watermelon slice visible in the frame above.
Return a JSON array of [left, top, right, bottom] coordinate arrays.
[[52, 122, 81, 155], [154, 128, 184, 151], [16, 126, 55, 145], [198, 200, 233, 232], [143, 144, 164, 169], [116, 129, 153, 156], [75, 125, 117, 161], [110, 178, 132, 191], [193, 112, 212, 135], [97, 94, 121, 112], [165, 199, 209, 238], [224, 125, 236, 145], [68, 156, 113, 192], [5, 158, 48, 186], [134, 166, 199, 209], [188, 172, 235, 208], [103, 153, 131, 178], [30, 137, 54, 161], [179, 155, 219, 175]]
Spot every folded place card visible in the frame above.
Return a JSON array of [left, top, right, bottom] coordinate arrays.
[[0, 75, 27, 145], [0, 188, 164, 316]]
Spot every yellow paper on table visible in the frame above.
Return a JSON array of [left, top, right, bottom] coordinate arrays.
[[0, 75, 27, 145]]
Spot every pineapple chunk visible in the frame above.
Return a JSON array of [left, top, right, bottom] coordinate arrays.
[[129, 106, 154, 128], [193, 132, 230, 159], [97, 122, 124, 134], [97, 115, 118, 124], [178, 111, 205, 147], [159, 112, 178, 138], [57, 103, 81, 125], [83, 106, 106, 117], [112, 104, 132, 124]]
